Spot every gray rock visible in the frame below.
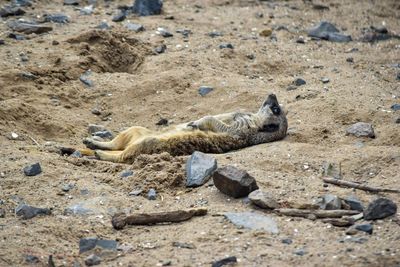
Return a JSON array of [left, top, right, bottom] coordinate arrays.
[[224, 212, 278, 233], [155, 44, 167, 54], [391, 104, 400, 111], [281, 238, 292, 244], [213, 166, 258, 198], [85, 254, 101, 266], [120, 170, 134, 178], [14, 0, 33, 7], [343, 195, 364, 212], [157, 27, 173, 37], [25, 255, 39, 264], [15, 204, 51, 219], [176, 29, 191, 37], [248, 189, 278, 209], [198, 86, 213, 96], [208, 31, 223, 38], [64, 0, 80, 5], [0, 208, 5, 218], [308, 21, 352, 42], [80, 5, 94, 15], [79, 237, 117, 253], [294, 249, 306, 256], [112, 11, 126, 22], [80, 71, 93, 87], [88, 124, 105, 134], [318, 194, 341, 210], [363, 198, 397, 220], [92, 130, 113, 139], [186, 151, 217, 187], [346, 122, 375, 138], [8, 32, 26, 40], [125, 23, 144, 32], [0, 5, 25, 17], [132, 0, 163, 16], [71, 150, 82, 158], [129, 189, 143, 196], [43, 13, 70, 23], [293, 78, 306, 86], [147, 188, 157, 200], [96, 22, 110, 30], [340, 236, 368, 244], [219, 43, 234, 49], [8, 20, 53, 34], [23, 163, 42, 176], [20, 52, 29, 62], [346, 223, 373, 235], [211, 256, 237, 267], [62, 183, 74, 192]]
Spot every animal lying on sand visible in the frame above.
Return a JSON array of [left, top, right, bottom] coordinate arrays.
[[81, 94, 288, 163]]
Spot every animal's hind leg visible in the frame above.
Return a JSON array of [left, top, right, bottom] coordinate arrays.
[[94, 150, 123, 163]]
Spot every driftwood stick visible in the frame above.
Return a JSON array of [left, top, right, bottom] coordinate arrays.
[[112, 208, 208, 230], [323, 177, 400, 194], [277, 209, 360, 219]]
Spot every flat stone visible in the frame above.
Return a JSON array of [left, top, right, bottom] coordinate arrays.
[[92, 130, 113, 139], [198, 86, 213, 96], [132, 0, 163, 16], [23, 163, 42, 176], [318, 194, 341, 210], [43, 13, 70, 23], [64, 0, 80, 5], [8, 20, 52, 34], [308, 21, 352, 42], [147, 189, 157, 200], [172, 242, 195, 249], [219, 43, 234, 49], [85, 254, 101, 266], [248, 189, 278, 209], [125, 23, 144, 32], [157, 27, 173, 37], [213, 166, 258, 198], [293, 78, 306, 86], [79, 71, 93, 87], [0, 5, 25, 17], [321, 77, 330, 83], [208, 31, 223, 38], [15, 204, 51, 219], [79, 237, 118, 253], [343, 195, 364, 212], [112, 11, 126, 22], [88, 124, 106, 134], [186, 151, 217, 187], [129, 189, 143, 196], [346, 122, 375, 138], [120, 170, 134, 178], [391, 104, 400, 111], [364, 198, 397, 220], [281, 238, 292, 244], [224, 212, 279, 233], [211, 256, 237, 267]]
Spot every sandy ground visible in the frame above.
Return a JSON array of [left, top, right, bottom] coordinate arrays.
[[0, 0, 400, 266]]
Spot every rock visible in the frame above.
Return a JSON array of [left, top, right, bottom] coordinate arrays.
[[346, 122, 375, 138], [211, 256, 237, 267], [294, 249, 306, 256], [96, 22, 110, 30], [43, 13, 70, 23], [396, 117, 400, 124], [213, 166, 258, 198], [248, 189, 278, 209], [340, 236, 368, 244], [80, 71, 94, 87], [281, 238, 292, 245], [120, 170, 134, 178], [321, 77, 330, 83], [208, 31, 223, 38], [259, 28, 272, 37], [155, 118, 168, 126], [157, 27, 173, 37], [154, 44, 167, 54], [186, 151, 217, 187], [176, 29, 191, 38], [25, 255, 39, 264], [172, 242, 195, 249], [64, 203, 94, 215], [91, 108, 101, 115], [112, 11, 126, 22], [308, 21, 351, 42], [52, 40, 59, 45], [15, 204, 51, 219], [8, 32, 26, 40], [391, 104, 400, 111], [23, 163, 42, 176], [125, 23, 144, 32], [147, 189, 157, 200], [346, 57, 354, 63], [346, 224, 373, 235], [360, 26, 399, 43], [88, 124, 105, 134], [321, 162, 341, 179], [71, 150, 82, 158], [293, 78, 306, 86], [8, 20, 53, 34], [219, 43, 234, 49], [0, 5, 25, 17], [128, 189, 143, 196], [20, 52, 29, 62], [79, 237, 118, 253], [343, 195, 364, 212], [296, 36, 305, 44], [64, 0, 80, 5], [224, 212, 278, 233], [14, 0, 33, 6], [363, 198, 397, 220], [80, 5, 94, 15], [318, 194, 341, 210], [85, 254, 101, 266], [198, 86, 214, 96], [0, 208, 5, 218], [132, 0, 163, 16], [62, 183, 74, 192], [92, 130, 113, 139], [0, 40, 4, 45]]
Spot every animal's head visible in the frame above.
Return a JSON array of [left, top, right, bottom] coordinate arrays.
[[257, 94, 288, 134]]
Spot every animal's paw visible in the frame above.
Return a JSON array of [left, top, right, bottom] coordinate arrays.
[[83, 137, 97, 150], [187, 121, 199, 130]]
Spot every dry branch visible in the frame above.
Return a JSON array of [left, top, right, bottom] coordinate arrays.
[[112, 208, 208, 230], [276, 208, 360, 219], [323, 177, 400, 194]]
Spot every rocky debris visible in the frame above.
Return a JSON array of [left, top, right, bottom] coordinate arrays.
[[120, 170, 134, 178], [23, 163, 42, 176], [92, 130, 113, 139], [15, 204, 51, 219], [132, 0, 163, 16], [0, 208, 5, 218], [198, 86, 214, 96], [361, 26, 400, 43], [125, 23, 144, 32], [322, 162, 341, 179], [25, 255, 39, 264], [346, 122, 375, 138], [129, 189, 143, 196], [282, 238, 293, 245], [8, 20, 53, 34], [293, 78, 306, 87], [219, 43, 234, 49], [186, 151, 217, 187], [172, 242, 195, 249], [91, 108, 101, 115], [156, 118, 168, 126], [154, 44, 167, 54], [391, 104, 400, 111], [259, 28, 272, 37], [346, 223, 373, 235], [211, 256, 237, 267], [176, 29, 191, 38], [248, 189, 278, 209], [61, 183, 74, 192], [80, 71, 94, 87], [363, 198, 397, 220], [79, 238, 118, 253], [157, 27, 173, 37], [43, 13, 70, 23], [0, 5, 25, 17], [96, 22, 110, 30], [296, 36, 305, 44], [321, 77, 330, 83], [294, 249, 306, 256], [308, 21, 352, 42], [80, 5, 94, 15], [88, 124, 106, 134], [343, 195, 364, 212], [85, 254, 101, 266], [112, 10, 126, 22], [208, 31, 223, 38], [213, 166, 258, 198], [147, 188, 157, 200], [8, 32, 26, 40], [318, 194, 341, 210], [224, 212, 279, 233], [64, 0, 80, 5]]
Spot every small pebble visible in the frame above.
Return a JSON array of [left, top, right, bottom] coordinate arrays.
[[157, 27, 173, 37], [85, 254, 101, 266], [294, 78, 306, 86], [155, 44, 167, 54], [219, 43, 234, 49], [321, 77, 330, 83], [23, 163, 42, 176], [346, 57, 354, 63], [198, 86, 214, 96], [147, 189, 157, 200]]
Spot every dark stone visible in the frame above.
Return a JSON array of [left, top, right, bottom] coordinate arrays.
[[296, 37, 305, 44], [23, 163, 42, 176], [125, 23, 144, 32], [25, 255, 39, 264], [396, 117, 400, 124], [120, 170, 134, 178], [176, 29, 191, 37], [147, 189, 157, 200], [79, 237, 118, 254], [318, 194, 341, 210], [364, 198, 397, 220], [88, 124, 106, 134], [92, 130, 113, 139], [85, 254, 101, 266], [282, 238, 292, 244], [96, 22, 110, 30], [0, 40, 4, 45], [294, 249, 306, 256], [208, 31, 223, 38], [346, 122, 375, 138], [112, 11, 126, 22], [0, 208, 5, 218], [172, 242, 195, 249], [132, 0, 163, 16], [293, 78, 306, 86], [213, 166, 258, 198], [312, 3, 329, 10], [43, 13, 70, 23], [48, 255, 55, 267], [60, 147, 75, 156], [346, 57, 354, 63], [198, 86, 213, 96], [8, 33, 25, 40], [52, 40, 59, 45], [219, 43, 234, 49], [154, 44, 167, 54], [186, 151, 217, 187], [308, 21, 351, 42], [246, 54, 255, 60], [391, 104, 400, 111], [343, 195, 364, 212], [164, 15, 174, 20], [155, 118, 168, 126], [355, 223, 373, 234], [64, 0, 80, 5], [360, 27, 399, 43], [211, 256, 237, 267], [79, 71, 93, 87], [0, 5, 25, 17], [224, 212, 278, 233], [8, 20, 53, 34], [157, 27, 173, 37], [15, 204, 51, 219]]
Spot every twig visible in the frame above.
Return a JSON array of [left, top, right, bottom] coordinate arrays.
[[111, 208, 208, 230], [276, 208, 360, 218], [321, 217, 355, 227], [323, 177, 400, 194], [28, 135, 40, 146]]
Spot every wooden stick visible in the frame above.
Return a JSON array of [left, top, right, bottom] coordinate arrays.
[[323, 177, 400, 193], [276, 209, 360, 218], [321, 217, 355, 227], [112, 208, 208, 230]]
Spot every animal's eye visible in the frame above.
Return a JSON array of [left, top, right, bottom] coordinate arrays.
[[271, 105, 281, 115]]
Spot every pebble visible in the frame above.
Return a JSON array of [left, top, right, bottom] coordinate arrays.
[[120, 170, 134, 178], [346, 57, 354, 63], [0, 5, 25, 17], [0, 208, 5, 218], [23, 163, 42, 176], [129, 189, 143, 196], [346, 224, 373, 235], [125, 23, 144, 32], [7, 20, 53, 34], [154, 44, 167, 54], [52, 40, 59, 45], [293, 78, 306, 86], [308, 21, 351, 42], [112, 11, 126, 22], [219, 43, 234, 49], [294, 249, 306, 256], [43, 13, 70, 23], [198, 86, 214, 96], [176, 29, 191, 38], [147, 188, 157, 200], [80, 5, 94, 15], [186, 151, 217, 187], [282, 238, 293, 245], [172, 242, 195, 249], [157, 27, 173, 37], [343, 195, 364, 212], [155, 118, 168, 126], [259, 28, 272, 37], [213, 166, 258, 198], [321, 77, 330, 83], [396, 117, 400, 124], [224, 212, 279, 233], [346, 122, 375, 138], [20, 52, 29, 62], [318, 194, 341, 210], [296, 36, 305, 44], [71, 150, 82, 158], [85, 254, 101, 266], [363, 198, 397, 220], [62, 183, 74, 192], [211, 256, 237, 267], [91, 108, 101, 115], [79, 238, 118, 253], [0, 39, 4, 45], [132, 0, 163, 16], [208, 31, 223, 38], [64, 0, 80, 5], [8, 32, 26, 40], [88, 124, 106, 134], [25, 255, 39, 264], [391, 104, 400, 111], [96, 22, 110, 30], [92, 130, 113, 139], [248, 189, 278, 209], [79, 71, 94, 87], [15, 204, 51, 219]]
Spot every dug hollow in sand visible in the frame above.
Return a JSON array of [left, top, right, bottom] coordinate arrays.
[[81, 94, 288, 163]]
